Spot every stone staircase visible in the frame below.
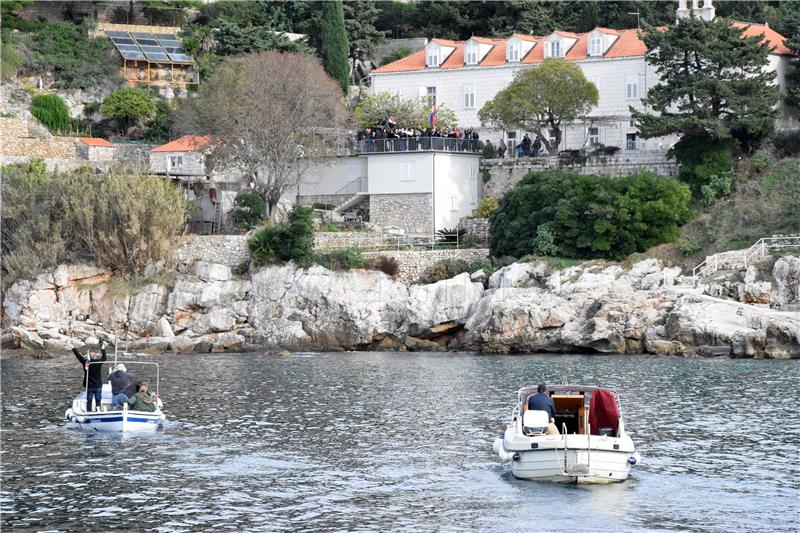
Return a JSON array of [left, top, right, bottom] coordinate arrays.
[[691, 235, 800, 286]]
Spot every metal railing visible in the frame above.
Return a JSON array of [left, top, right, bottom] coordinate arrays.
[[692, 235, 800, 286], [355, 137, 483, 154]]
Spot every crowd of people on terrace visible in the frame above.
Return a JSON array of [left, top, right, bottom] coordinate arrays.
[[356, 116, 482, 153]]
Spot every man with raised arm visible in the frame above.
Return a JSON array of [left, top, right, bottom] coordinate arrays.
[[72, 340, 107, 412]]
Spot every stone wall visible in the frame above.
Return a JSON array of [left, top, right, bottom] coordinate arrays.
[[363, 248, 490, 284], [459, 217, 489, 244], [0, 137, 77, 161], [370, 193, 433, 234], [174, 235, 251, 270], [0, 116, 29, 138], [482, 150, 678, 198]]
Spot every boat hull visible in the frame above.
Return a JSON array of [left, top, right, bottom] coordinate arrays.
[[66, 389, 164, 433]]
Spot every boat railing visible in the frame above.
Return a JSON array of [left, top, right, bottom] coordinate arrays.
[[85, 360, 160, 411]]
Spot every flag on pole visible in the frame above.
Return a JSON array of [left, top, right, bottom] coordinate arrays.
[[429, 96, 437, 127]]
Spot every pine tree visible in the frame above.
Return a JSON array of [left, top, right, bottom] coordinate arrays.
[[632, 17, 779, 152], [343, 0, 385, 85], [320, 0, 350, 95]]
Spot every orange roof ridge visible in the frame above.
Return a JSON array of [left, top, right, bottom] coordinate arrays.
[[594, 27, 620, 35], [470, 36, 495, 44], [151, 134, 211, 153], [511, 33, 538, 42], [553, 30, 580, 38], [79, 137, 114, 147]]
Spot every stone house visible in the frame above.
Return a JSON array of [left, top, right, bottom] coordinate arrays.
[[370, 0, 797, 151], [150, 135, 244, 234], [77, 137, 115, 161]]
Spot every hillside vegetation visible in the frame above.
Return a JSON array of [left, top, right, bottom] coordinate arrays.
[[648, 147, 800, 268]]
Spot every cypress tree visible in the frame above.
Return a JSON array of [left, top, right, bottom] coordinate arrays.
[[320, 0, 350, 95]]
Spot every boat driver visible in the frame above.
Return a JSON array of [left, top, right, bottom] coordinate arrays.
[[527, 384, 559, 435]]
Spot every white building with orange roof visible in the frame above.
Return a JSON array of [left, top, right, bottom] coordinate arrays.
[[371, 1, 796, 151]]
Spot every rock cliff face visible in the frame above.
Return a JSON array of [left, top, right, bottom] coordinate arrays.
[[3, 257, 799, 359]]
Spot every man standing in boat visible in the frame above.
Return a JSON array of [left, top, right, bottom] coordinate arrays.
[[72, 341, 108, 412], [528, 384, 559, 435]]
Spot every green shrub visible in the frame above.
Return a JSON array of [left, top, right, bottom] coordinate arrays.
[[17, 22, 121, 89], [482, 140, 497, 159], [772, 130, 800, 158], [671, 136, 734, 195], [249, 205, 314, 264], [533, 223, 559, 256], [677, 238, 703, 256], [490, 170, 692, 260], [1, 161, 188, 283], [101, 88, 157, 137], [475, 196, 498, 218], [1, 31, 23, 82], [467, 258, 492, 276], [312, 202, 335, 210], [700, 170, 735, 206], [316, 246, 365, 271], [751, 150, 773, 173], [30, 94, 71, 133], [366, 255, 400, 277], [229, 192, 265, 230], [318, 224, 341, 232], [481, 168, 492, 183], [417, 258, 470, 284]]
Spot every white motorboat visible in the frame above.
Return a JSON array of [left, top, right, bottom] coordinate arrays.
[[65, 360, 165, 433], [493, 385, 640, 483]]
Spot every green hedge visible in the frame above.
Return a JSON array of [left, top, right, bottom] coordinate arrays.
[[489, 170, 692, 260], [249, 205, 314, 264]]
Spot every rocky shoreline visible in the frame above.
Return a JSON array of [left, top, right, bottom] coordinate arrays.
[[2, 255, 799, 358]]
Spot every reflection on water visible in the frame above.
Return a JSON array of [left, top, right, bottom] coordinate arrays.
[[2, 352, 799, 531]]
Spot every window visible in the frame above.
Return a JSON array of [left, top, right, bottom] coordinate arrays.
[[169, 155, 183, 169], [507, 131, 517, 144], [626, 133, 639, 150], [548, 129, 558, 148], [425, 86, 437, 106], [427, 51, 439, 67], [588, 126, 600, 145], [548, 40, 561, 58], [400, 161, 416, 181], [507, 42, 519, 62], [463, 84, 476, 109], [626, 74, 639, 99], [589, 36, 603, 56], [465, 45, 478, 65]]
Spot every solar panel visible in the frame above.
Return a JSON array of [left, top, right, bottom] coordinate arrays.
[[107, 30, 194, 66], [144, 52, 170, 61], [121, 51, 146, 60], [168, 53, 194, 63]]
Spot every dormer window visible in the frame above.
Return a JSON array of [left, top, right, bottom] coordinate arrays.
[[465, 44, 478, 65], [547, 41, 561, 58], [589, 36, 603, 56], [507, 42, 520, 62], [427, 51, 439, 67]]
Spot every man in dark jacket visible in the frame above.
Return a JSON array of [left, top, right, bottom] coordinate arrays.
[[527, 383, 556, 421], [109, 364, 135, 409], [73, 341, 107, 412]]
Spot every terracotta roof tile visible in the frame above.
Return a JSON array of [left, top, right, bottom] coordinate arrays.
[[151, 135, 211, 153], [521, 39, 545, 64], [732, 22, 792, 56], [470, 36, 495, 45], [372, 50, 426, 73], [79, 137, 114, 147], [512, 33, 538, 42], [594, 27, 620, 36], [372, 20, 787, 74], [604, 29, 647, 58], [480, 39, 508, 67], [564, 33, 588, 60]]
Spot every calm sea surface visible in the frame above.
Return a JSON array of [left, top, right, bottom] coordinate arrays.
[[1, 352, 799, 532]]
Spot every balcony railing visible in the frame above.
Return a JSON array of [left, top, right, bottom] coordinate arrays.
[[355, 137, 483, 154]]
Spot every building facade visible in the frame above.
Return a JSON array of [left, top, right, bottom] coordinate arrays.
[[371, 3, 796, 150]]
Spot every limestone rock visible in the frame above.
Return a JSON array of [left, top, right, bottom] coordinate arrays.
[[128, 284, 168, 334], [773, 256, 800, 308], [153, 316, 175, 338], [488, 262, 547, 289], [403, 273, 483, 336], [193, 308, 238, 334], [194, 261, 232, 282], [11, 327, 44, 350]]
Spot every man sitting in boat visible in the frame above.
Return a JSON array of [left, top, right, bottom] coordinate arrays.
[[527, 384, 559, 435], [72, 341, 108, 412], [108, 364, 136, 409], [125, 383, 157, 412]]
